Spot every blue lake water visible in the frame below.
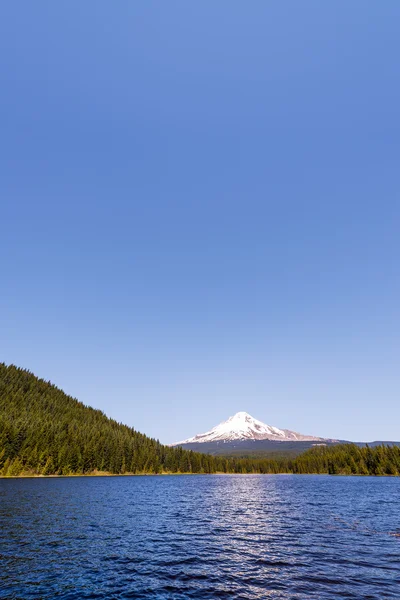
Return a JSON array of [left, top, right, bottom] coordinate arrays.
[[1, 475, 399, 599]]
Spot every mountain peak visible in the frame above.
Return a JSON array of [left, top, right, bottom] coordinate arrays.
[[226, 411, 253, 424], [173, 412, 325, 446]]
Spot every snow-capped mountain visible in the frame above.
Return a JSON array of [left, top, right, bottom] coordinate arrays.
[[173, 411, 327, 445]]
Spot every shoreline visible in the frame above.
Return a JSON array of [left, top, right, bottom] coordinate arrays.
[[1, 472, 397, 479]]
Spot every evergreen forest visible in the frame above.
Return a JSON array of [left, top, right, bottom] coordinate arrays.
[[1, 363, 399, 477]]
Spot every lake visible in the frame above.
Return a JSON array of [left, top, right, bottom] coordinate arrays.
[[1, 475, 399, 599]]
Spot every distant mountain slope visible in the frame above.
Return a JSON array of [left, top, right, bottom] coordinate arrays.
[[355, 441, 400, 449], [174, 439, 341, 457], [173, 411, 338, 447], [173, 413, 400, 458]]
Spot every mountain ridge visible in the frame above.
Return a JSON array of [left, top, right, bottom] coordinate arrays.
[[173, 411, 337, 446]]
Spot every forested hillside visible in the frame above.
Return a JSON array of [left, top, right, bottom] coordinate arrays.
[[0, 363, 217, 476], [1, 363, 399, 477]]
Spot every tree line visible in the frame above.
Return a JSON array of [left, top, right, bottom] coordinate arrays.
[[1, 363, 399, 477]]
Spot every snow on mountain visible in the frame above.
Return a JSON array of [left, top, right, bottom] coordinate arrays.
[[172, 411, 325, 445]]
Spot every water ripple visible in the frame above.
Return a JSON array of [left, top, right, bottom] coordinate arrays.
[[1, 475, 400, 599]]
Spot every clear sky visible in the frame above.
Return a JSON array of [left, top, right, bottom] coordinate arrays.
[[1, 3, 399, 444]]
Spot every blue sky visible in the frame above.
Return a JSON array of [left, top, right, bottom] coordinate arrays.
[[1, 2, 399, 443]]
